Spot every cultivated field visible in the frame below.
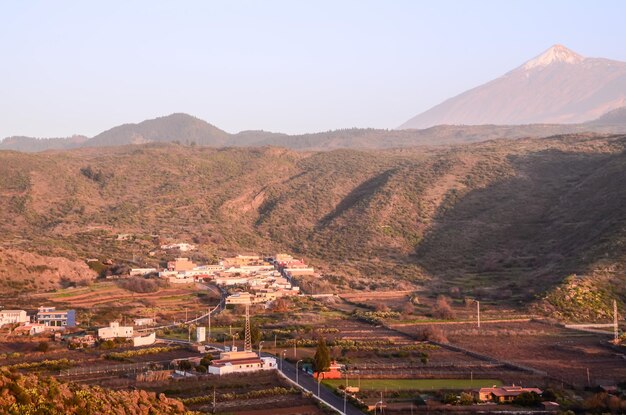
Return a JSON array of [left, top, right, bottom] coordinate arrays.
[[394, 320, 626, 387], [323, 378, 503, 391], [26, 281, 221, 326]]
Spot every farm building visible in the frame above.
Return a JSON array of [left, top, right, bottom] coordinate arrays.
[[98, 322, 134, 340], [208, 348, 277, 375], [0, 310, 29, 326], [477, 385, 543, 403]]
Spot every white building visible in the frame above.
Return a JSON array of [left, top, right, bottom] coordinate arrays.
[[129, 268, 158, 277], [133, 318, 154, 326], [133, 332, 156, 347], [98, 322, 134, 340], [208, 348, 277, 375], [196, 326, 206, 342], [225, 292, 253, 305], [161, 243, 196, 252], [0, 310, 28, 326]]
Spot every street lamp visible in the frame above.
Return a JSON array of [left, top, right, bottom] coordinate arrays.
[[295, 359, 303, 385], [258, 340, 265, 357], [343, 371, 348, 415], [281, 350, 287, 371], [317, 371, 324, 397]]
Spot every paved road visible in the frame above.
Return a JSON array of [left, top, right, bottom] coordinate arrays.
[[277, 357, 366, 415]]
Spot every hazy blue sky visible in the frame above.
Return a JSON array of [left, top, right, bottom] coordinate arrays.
[[1, 1, 625, 138]]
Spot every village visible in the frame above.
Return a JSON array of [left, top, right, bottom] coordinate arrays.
[[0, 247, 624, 414]]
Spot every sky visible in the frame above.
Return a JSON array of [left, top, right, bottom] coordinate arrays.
[[1, 0, 625, 138]]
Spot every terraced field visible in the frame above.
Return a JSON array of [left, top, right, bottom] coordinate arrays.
[[30, 281, 221, 326]]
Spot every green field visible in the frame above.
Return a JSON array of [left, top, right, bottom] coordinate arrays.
[[323, 378, 502, 391]]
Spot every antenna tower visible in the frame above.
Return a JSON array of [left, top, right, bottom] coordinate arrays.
[[244, 304, 252, 352]]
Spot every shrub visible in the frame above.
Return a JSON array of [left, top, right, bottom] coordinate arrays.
[[459, 392, 474, 405], [418, 325, 448, 343], [432, 296, 456, 320], [118, 277, 161, 293], [35, 342, 49, 353]]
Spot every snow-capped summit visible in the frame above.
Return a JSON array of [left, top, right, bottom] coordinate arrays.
[[399, 45, 626, 129], [522, 44, 585, 70]]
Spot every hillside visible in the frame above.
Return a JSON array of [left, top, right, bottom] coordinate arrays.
[[400, 45, 626, 129], [0, 370, 185, 414], [0, 135, 625, 317], [87, 113, 231, 147]]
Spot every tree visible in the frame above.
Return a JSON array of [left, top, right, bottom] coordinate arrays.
[[459, 392, 474, 405], [200, 354, 213, 367], [313, 337, 331, 372], [513, 391, 541, 407], [178, 360, 192, 371]]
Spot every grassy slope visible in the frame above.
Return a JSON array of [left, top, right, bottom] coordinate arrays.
[[0, 135, 625, 315]]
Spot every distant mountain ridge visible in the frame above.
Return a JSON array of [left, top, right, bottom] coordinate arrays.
[[2, 109, 626, 152], [400, 45, 626, 129], [89, 113, 231, 147], [0, 135, 88, 152]]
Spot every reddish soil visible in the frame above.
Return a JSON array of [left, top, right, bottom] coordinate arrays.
[[397, 320, 626, 387], [234, 404, 324, 415]]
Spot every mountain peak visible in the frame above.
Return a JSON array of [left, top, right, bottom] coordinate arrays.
[[523, 44, 585, 70]]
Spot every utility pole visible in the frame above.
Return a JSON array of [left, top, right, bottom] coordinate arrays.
[[343, 371, 348, 415], [212, 386, 216, 414], [477, 300, 481, 329], [587, 368, 591, 386], [208, 309, 211, 340], [614, 299, 619, 344]]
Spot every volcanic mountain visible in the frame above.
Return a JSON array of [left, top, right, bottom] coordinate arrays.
[[399, 45, 626, 129]]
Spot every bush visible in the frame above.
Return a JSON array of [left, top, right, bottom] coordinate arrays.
[[432, 296, 456, 319], [35, 342, 49, 353], [418, 325, 448, 343], [459, 392, 474, 405], [118, 277, 162, 293], [513, 391, 542, 407]]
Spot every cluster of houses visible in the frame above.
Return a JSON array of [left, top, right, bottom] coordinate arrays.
[[0, 306, 76, 335], [220, 254, 315, 306], [0, 306, 156, 347], [128, 253, 317, 307]]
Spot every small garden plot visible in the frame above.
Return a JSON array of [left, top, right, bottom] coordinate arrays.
[[323, 378, 502, 391]]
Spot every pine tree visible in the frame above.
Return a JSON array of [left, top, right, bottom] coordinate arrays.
[[313, 336, 331, 372]]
